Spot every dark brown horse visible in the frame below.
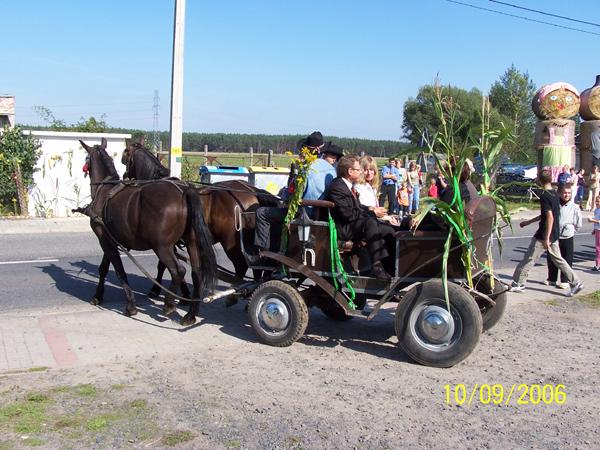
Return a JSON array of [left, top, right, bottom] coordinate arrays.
[[121, 144, 278, 291], [121, 142, 169, 180], [81, 138, 216, 325]]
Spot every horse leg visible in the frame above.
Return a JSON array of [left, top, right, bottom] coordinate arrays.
[[154, 248, 185, 317], [91, 254, 110, 305], [181, 243, 202, 326], [100, 240, 137, 317], [148, 260, 166, 298]]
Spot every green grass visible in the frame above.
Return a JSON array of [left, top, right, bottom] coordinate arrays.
[[161, 430, 195, 447], [577, 290, 600, 308], [72, 384, 97, 397], [0, 393, 52, 434], [504, 199, 537, 213], [0, 384, 159, 448]]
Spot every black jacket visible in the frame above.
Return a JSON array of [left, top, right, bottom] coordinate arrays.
[[324, 177, 374, 241]]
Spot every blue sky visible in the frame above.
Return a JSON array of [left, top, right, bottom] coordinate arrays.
[[2, 0, 599, 140]]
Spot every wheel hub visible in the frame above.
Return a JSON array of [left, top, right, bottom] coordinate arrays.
[[417, 305, 455, 344], [259, 297, 290, 332]]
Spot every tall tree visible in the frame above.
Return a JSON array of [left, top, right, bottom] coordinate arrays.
[[489, 65, 536, 162], [402, 83, 505, 150]]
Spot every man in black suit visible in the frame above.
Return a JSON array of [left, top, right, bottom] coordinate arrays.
[[324, 155, 395, 281]]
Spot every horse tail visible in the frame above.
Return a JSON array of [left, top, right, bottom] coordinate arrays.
[[185, 188, 217, 294]]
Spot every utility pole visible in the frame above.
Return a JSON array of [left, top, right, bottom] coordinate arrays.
[[169, 0, 186, 177], [152, 90, 160, 154]]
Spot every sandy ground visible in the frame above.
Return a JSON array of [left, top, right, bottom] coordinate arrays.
[[1, 286, 599, 449]]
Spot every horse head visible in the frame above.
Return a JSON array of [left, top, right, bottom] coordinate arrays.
[[79, 138, 119, 198], [121, 141, 143, 166]]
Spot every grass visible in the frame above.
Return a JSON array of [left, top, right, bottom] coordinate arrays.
[[577, 290, 600, 308], [161, 430, 195, 447], [0, 384, 159, 448], [504, 199, 537, 213]]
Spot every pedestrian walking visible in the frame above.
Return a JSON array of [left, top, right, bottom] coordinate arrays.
[[545, 185, 582, 288], [510, 169, 584, 296]]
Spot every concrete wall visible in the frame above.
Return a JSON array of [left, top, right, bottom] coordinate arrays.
[[24, 131, 130, 217]]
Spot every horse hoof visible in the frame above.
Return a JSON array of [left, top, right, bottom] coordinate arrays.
[[91, 297, 102, 306], [181, 314, 196, 326], [163, 303, 177, 316], [124, 307, 138, 317]]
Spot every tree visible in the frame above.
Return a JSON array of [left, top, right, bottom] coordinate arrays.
[[33, 106, 107, 133], [402, 83, 506, 151], [0, 126, 42, 214], [489, 65, 536, 162]]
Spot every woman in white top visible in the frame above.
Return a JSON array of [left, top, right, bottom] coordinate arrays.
[[355, 155, 380, 207], [355, 155, 399, 225]]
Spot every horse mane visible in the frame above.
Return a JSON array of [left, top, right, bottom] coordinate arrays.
[[131, 146, 169, 179], [98, 146, 120, 180]]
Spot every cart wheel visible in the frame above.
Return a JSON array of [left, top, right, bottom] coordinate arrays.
[[395, 280, 482, 368], [475, 276, 507, 332], [248, 280, 309, 347], [319, 294, 367, 321]]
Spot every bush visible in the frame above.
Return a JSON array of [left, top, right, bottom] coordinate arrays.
[[0, 127, 42, 214]]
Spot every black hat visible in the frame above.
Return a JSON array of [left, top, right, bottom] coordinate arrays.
[[322, 141, 344, 157], [305, 131, 324, 148]]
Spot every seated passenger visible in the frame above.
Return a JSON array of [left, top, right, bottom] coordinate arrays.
[[324, 155, 395, 281], [355, 155, 399, 226], [440, 158, 479, 204], [251, 132, 342, 262]]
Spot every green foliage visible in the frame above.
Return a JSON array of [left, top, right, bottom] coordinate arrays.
[[33, 106, 107, 133], [161, 430, 195, 447], [402, 83, 506, 149], [489, 65, 536, 162], [0, 126, 42, 213]]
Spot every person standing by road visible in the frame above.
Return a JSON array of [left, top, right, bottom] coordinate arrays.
[[407, 161, 420, 214], [379, 157, 399, 214], [510, 169, 584, 296], [588, 195, 600, 271], [575, 168, 585, 205], [546, 185, 582, 288], [585, 165, 599, 211]]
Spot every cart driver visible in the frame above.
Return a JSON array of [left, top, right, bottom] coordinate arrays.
[[250, 132, 342, 264]]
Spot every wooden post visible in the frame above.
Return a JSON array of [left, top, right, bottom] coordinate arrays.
[[267, 149, 273, 167], [249, 146, 254, 166], [12, 160, 28, 216]]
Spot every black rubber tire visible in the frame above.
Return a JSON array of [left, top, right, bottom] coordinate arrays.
[[475, 276, 507, 332], [395, 280, 482, 368], [319, 293, 367, 321], [248, 280, 309, 347]]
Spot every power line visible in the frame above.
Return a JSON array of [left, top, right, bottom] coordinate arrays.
[[488, 0, 600, 28], [446, 0, 600, 37]]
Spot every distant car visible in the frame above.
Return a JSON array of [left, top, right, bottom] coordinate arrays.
[[521, 165, 537, 180]]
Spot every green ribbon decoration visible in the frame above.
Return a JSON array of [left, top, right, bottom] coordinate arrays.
[[328, 212, 356, 309]]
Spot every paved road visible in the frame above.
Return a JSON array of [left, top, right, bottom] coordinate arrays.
[[0, 218, 596, 313]]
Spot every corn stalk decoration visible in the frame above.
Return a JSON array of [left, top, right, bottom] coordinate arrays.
[[412, 83, 513, 308]]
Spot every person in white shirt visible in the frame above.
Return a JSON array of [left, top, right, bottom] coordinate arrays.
[[355, 155, 399, 226]]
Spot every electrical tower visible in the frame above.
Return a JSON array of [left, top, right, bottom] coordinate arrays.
[[152, 90, 160, 153]]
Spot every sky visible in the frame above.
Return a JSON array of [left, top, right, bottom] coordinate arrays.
[[2, 0, 599, 141]]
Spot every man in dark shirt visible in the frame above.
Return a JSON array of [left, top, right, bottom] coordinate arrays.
[[510, 169, 583, 296]]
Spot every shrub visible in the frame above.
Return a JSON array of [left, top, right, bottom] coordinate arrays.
[[0, 127, 41, 215]]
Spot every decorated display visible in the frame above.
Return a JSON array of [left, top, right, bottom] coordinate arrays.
[[532, 82, 579, 180], [531, 82, 580, 120], [579, 75, 600, 121]]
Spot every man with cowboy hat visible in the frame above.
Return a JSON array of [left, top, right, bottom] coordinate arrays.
[[251, 132, 342, 264]]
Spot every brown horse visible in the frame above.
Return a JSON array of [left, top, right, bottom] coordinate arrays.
[[120, 143, 278, 292], [81, 138, 216, 325]]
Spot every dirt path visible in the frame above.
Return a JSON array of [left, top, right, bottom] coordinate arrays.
[[1, 287, 599, 449]]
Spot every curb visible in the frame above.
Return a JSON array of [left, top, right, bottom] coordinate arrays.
[[0, 216, 91, 234]]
